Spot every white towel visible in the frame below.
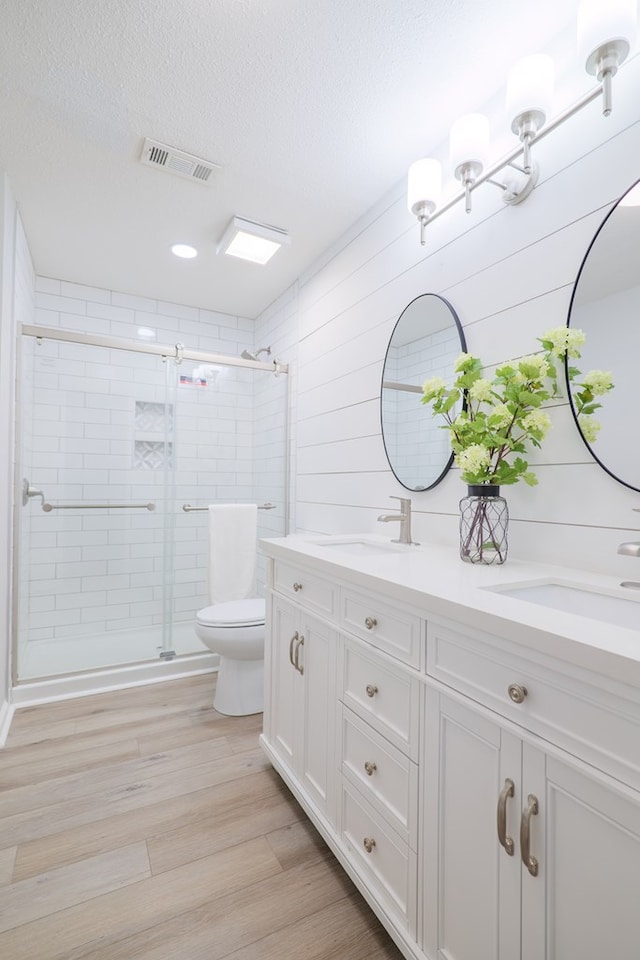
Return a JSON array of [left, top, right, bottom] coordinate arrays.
[[207, 504, 258, 604]]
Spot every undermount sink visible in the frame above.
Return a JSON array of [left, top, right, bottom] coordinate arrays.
[[311, 538, 410, 557], [485, 580, 640, 631]]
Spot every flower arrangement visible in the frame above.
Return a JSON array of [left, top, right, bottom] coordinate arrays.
[[420, 326, 614, 488]]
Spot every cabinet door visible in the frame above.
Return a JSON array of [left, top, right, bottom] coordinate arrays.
[[298, 611, 337, 818], [268, 596, 300, 772], [522, 744, 640, 960], [423, 691, 521, 960]]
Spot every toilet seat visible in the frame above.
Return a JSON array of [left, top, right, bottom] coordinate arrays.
[[196, 597, 265, 628]]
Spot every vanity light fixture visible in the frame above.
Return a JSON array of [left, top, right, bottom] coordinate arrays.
[[506, 54, 555, 175], [217, 216, 290, 265], [407, 159, 442, 244], [578, 0, 637, 116], [407, 1, 637, 244], [450, 113, 490, 215]]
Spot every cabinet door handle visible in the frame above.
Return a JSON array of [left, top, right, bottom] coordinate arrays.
[[363, 837, 376, 854], [520, 794, 539, 877], [364, 761, 377, 776], [508, 683, 528, 704], [364, 617, 378, 630], [292, 581, 303, 592], [293, 634, 304, 675], [288, 631, 299, 668], [365, 684, 378, 698], [497, 778, 515, 856]]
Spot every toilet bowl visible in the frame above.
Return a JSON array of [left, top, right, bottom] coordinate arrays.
[[195, 597, 265, 716]]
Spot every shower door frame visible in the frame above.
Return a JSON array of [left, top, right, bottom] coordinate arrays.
[[12, 324, 290, 689]]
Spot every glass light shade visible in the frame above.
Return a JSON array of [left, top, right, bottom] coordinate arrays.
[[407, 159, 442, 216], [577, 0, 637, 66], [449, 113, 490, 172], [506, 54, 555, 123]]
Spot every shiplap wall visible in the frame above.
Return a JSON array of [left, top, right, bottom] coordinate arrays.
[[256, 55, 640, 577]]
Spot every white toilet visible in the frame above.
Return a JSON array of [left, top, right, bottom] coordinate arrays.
[[195, 597, 266, 716]]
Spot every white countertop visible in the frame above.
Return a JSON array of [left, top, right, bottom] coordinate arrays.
[[259, 534, 640, 692]]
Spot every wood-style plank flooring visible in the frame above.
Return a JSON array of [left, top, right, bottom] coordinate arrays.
[[0, 674, 403, 959]]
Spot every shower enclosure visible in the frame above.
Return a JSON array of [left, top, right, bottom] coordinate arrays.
[[13, 326, 288, 685]]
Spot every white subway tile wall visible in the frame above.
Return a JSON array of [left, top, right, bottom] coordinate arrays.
[[17, 282, 288, 670]]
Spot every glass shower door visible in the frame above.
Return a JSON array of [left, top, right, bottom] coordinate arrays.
[[16, 334, 177, 680]]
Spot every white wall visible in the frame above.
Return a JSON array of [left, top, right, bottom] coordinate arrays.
[[255, 56, 640, 578]]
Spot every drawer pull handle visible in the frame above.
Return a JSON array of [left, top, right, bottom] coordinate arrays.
[[363, 837, 376, 854], [520, 794, 539, 877], [497, 778, 515, 856], [292, 582, 303, 592], [364, 761, 377, 776], [364, 617, 378, 630], [288, 631, 299, 668], [508, 683, 528, 704], [293, 634, 304, 675], [365, 684, 378, 698]]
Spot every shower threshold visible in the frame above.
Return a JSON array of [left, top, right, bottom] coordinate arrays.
[[17, 620, 205, 682]]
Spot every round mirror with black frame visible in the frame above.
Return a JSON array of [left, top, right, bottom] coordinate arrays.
[[380, 293, 466, 491], [567, 177, 640, 492]]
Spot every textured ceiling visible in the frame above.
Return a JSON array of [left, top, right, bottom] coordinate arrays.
[[1, 1, 581, 318]]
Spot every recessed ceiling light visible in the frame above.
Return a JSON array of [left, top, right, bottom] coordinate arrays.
[[217, 217, 290, 265], [171, 243, 198, 259]]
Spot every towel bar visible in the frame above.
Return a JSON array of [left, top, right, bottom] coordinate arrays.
[[42, 502, 156, 512], [182, 502, 276, 512]]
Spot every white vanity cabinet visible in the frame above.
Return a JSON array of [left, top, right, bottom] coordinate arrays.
[[423, 687, 640, 960], [423, 621, 640, 960], [260, 539, 640, 960], [337, 635, 421, 934], [265, 575, 338, 821], [261, 554, 424, 952]]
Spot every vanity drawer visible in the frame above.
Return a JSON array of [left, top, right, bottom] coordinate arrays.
[[272, 561, 336, 617], [340, 588, 422, 667], [340, 636, 421, 761], [340, 705, 418, 846], [427, 621, 640, 790], [340, 777, 417, 935]]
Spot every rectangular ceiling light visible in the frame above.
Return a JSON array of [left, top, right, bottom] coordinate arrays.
[[217, 217, 290, 265]]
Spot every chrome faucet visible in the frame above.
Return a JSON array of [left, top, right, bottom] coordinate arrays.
[[617, 508, 640, 558], [616, 512, 640, 588], [618, 542, 640, 557], [377, 496, 418, 545]]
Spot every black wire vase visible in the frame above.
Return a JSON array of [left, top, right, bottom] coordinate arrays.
[[459, 484, 509, 565]]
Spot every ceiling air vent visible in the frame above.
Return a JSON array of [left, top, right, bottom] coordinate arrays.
[[140, 138, 220, 185]]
